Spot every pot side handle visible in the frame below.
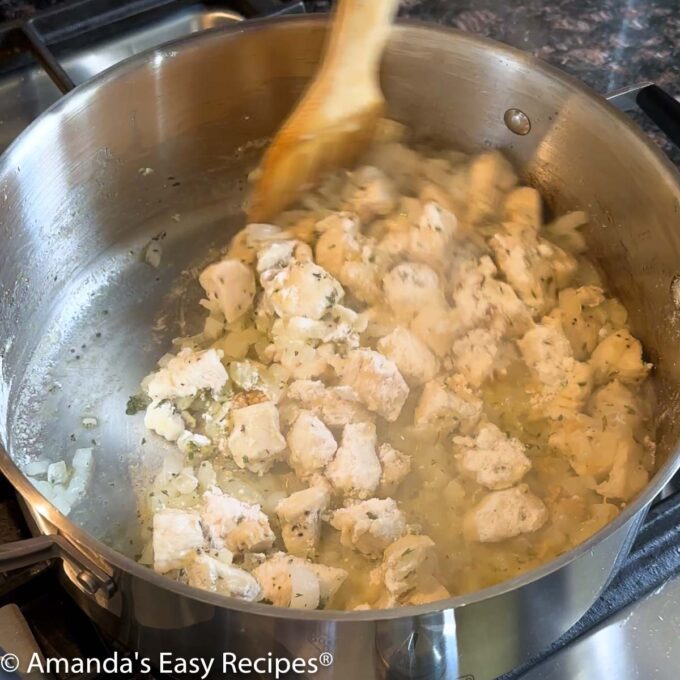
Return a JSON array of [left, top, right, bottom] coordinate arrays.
[[606, 83, 680, 150], [636, 85, 680, 149], [0, 535, 116, 598]]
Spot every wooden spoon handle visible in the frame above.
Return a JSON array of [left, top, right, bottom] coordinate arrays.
[[321, 0, 401, 88]]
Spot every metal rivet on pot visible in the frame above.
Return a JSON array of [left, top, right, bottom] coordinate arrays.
[[76, 569, 99, 595], [504, 108, 531, 135]]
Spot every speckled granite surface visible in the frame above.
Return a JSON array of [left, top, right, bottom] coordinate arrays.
[[355, 0, 680, 164], [0, 0, 677, 152]]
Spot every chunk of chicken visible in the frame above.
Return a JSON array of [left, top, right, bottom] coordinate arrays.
[[316, 220, 392, 306], [544, 210, 589, 254], [594, 440, 649, 501], [549, 411, 647, 489], [464, 485, 548, 543], [199, 259, 255, 323], [256, 240, 297, 275], [144, 400, 184, 442], [407, 201, 458, 269], [590, 329, 651, 385], [454, 423, 532, 490], [490, 225, 576, 315], [550, 286, 606, 360], [264, 260, 344, 320], [410, 305, 460, 358], [286, 410, 337, 479], [276, 486, 330, 557], [383, 262, 447, 320], [315, 223, 361, 280], [331, 498, 407, 558], [186, 553, 262, 601], [371, 535, 449, 607], [253, 553, 347, 609], [518, 318, 594, 419], [467, 151, 518, 225], [285, 380, 374, 428], [377, 327, 440, 387], [152, 508, 204, 574], [588, 380, 644, 434], [309, 561, 349, 607], [450, 256, 533, 337], [377, 443, 412, 494], [201, 488, 275, 553], [503, 186, 542, 231], [326, 422, 382, 498], [339, 349, 409, 421], [339, 258, 384, 306], [315, 211, 361, 235], [227, 401, 286, 474], [343, 166, 397, 222], [414, 374, 483, 434], [451, 329, 502, 387], [265, 304, 365, 381], [147, 348, 228, 401], [518, 318, 575, 388]]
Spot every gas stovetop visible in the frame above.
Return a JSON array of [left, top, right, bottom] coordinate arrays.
[[0, 0, 323, 154], [0, 2, 679, 679]]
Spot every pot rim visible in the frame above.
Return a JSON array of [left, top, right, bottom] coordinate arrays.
[[1, 14, 679, 622]]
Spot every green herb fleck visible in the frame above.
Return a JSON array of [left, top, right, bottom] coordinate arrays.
[[126, 393, 150, 415]]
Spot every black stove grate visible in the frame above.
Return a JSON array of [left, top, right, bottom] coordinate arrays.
[[0, 0, 307, 91]]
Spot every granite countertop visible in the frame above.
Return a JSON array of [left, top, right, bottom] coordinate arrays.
[[318, 0, 680, 165], [408, 0, 679, 162], [0, 0, 678, 162]]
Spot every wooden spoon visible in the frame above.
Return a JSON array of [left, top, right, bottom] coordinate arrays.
[[247, 0, 400, 223]]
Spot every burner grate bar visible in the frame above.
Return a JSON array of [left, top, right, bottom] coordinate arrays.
[[22, 21, 75, 92]]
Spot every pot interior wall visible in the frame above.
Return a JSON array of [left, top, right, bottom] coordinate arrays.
[[0, 18, 679, 555]]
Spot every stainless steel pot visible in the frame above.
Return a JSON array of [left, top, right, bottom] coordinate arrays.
[[0, 16, 679, 680]]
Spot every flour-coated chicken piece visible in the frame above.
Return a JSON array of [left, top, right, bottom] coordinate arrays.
[[264, 260, 344, 320], [383, 262, 447, 320], [410, 305, 460, 358], [186, 553, 262, 601], [253, 553, 347, 609], [199, 259, 256, 323], [377, 443, 412, 494], [371, 535, 449, 607], [286, 410, 338, 479], [454, 423, 532, 490], [144, 400, 185, 442], [276, 485, 330, 557], [503, 186, 542, 231], [331, 497, 407, 558], [590, 329, 651, 386], [325, 422, 382, 498], [147, 348, 228, 401], [414, 374, 483, 434], [377, 327, 440, 387], [451, 328, 502, 388], [339, 349, 409, 422], [407, 201, 458, 269], [464, 485, 548, 543], [343, 166, 397, 222], [227, 401, 286, 474], [467, 151, 518, 225], [201, 487, 275, 553], [285, 380, 375, 428], [153, 508, 204, 574]]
